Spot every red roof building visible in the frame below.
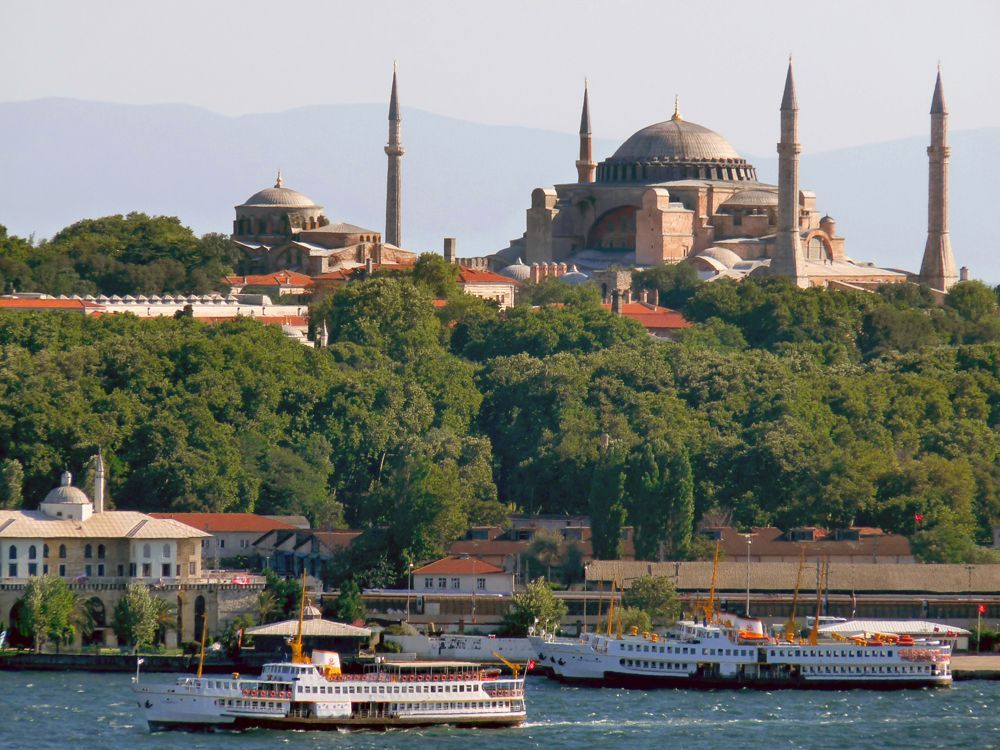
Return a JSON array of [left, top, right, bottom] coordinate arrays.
[[150, 512, 300, 565], [412, 555, 513, 594], [222, 270, 315, 296], [0, 298, 104, 314], [601, 300, 692, 338]]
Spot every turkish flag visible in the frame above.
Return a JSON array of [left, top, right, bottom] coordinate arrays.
[[980, 604, 987, 614], [914, 513, 923, 523]]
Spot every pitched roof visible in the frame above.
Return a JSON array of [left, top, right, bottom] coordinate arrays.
[[703, 526, 912, 559], [603, 301, 692, 330], [0, 510, 210, 539], [222, 271, 314, 287], [413, 555, 506, 576], [310, 530, 362, 551], [149, 512, 298, 534], [585, 561, 1000, 595], [819, 619, 970, 637], [246, 617, 371, 637], [456, 267, 518, 285]]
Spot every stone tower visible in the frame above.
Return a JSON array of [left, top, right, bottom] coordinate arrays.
[[919, 68, 958, 292], [771, 60, 808, 287], [384, 65, 404, 247], [576, 80, 596, 183]]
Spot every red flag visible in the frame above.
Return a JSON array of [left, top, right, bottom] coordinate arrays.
[[980, 604, 987, 614], [527, 660, 536, 671], [914, 513, 923, 523]]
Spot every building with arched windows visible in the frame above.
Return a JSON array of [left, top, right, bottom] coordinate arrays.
[[497, 65, 958, 292], [0, 467, 262, 649]]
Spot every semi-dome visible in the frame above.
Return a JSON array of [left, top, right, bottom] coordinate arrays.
[[721, 189, 778, 208], [612, 117, 741, 162], [560, 265, 590, 285], [43, 471, 91, 505], [499, 258, 531, 281]]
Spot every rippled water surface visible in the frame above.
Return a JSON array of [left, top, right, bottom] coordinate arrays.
[[0, 671, 996, 749]]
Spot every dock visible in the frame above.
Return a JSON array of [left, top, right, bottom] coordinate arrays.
[[951, 655, 1000, 680]]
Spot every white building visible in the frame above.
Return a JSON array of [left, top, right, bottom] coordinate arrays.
[[411, 556, 513, 595]]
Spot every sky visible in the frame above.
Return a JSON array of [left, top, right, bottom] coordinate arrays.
[[2, 0, 999, 156]]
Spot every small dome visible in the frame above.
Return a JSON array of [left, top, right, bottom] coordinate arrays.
[[696, 247, 744, 270], [561, 265, 590, 285], [303, 604, 323, 620], [240, 173, 320, 208], [722, 189, 778, 208], [499, 257, 531, 281], [613, 117, 741, 162], [43, 471, 91, 505]]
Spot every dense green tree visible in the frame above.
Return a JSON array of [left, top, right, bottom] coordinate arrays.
[[615, 606, 653, 635], [621, 575, 681, 625], [112, 583, 162, 652], [588, 445, 627, 560], [946, 281, 998, 323], [16, 575, 88, 652], [333, 580, 367, 624], [632, 262, 701, 309], [0, 458, 23, 509], [499, 578, 568, 636]]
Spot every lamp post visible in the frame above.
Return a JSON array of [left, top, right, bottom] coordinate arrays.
[[744, 534, 753, 618], [406, 563, 413, 623]]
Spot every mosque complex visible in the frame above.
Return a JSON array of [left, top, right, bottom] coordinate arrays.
[[227, 62, 960, 299]]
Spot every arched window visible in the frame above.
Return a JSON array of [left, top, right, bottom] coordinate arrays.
[[84, 544, 93, 559], [43, 544, 49, 558], [162, 544, 171, 559], [8, 545, 15, 560], [97, 544, 106, 559], [59, 544, 67, 559], [28, 546, 36, 560], [806, 236, 827, 261], [143, 544, 151, 558]]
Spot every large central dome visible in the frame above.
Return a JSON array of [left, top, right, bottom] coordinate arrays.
[[612, 117, 741, 162], [596, 111, 757, 184]]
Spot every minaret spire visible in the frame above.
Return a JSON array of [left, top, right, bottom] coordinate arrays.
[[920, 66, 957, 291], [672, 94, 682, 121], [384, 63, 404, 247], [275, 169, 283, 188], [771, 59, 808, 287], [576, 79, 596, 183]]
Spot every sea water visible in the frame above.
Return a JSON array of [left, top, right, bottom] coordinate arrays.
[[0, 671, 996, 749]]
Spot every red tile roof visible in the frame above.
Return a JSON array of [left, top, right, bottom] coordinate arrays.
[[456, 267, 517, 285], [412, 555, 506, 575], [313, 262, 416, 283], [602, 301, 692, 330], [149, 512, 298, 533], [222, 271, 314, 287], [0, 298, 103, 312], [431, 299, 449, 308], [311, 530, 363, 550]]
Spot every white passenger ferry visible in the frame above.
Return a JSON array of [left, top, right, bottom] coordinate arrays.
[[529, 615, 951, 690], [133, 579, 527, 731]]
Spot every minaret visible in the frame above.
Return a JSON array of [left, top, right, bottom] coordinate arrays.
[[576, 80, 596, 183], [919, 67, 958, 292], [93, 452, 105, 514], [384, 64, 404, 247], [772, 59, 808, 287]]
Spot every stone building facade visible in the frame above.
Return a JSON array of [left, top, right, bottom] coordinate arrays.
[[0, 467, 263, 649]]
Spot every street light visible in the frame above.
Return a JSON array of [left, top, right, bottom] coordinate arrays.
[[743, 534, 753, 618], [406, 563, 413, 623]]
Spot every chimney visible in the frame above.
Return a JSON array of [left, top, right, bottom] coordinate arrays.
[[365, 257, 374, 276], [611, 289, 622, 315], [93, 453, 105, 514], [652, 288, 660, 306], [443, 238, 457, 265], [640, 288, 649, 304], [531, 263, 542, 284], [959, 266, 969, 282]]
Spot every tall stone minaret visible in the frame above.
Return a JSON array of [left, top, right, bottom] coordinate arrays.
[[919, 68, 958, 292], [384, 64, 404, 247], [576, 80, 596, 183], [771, 59, 808, 288]]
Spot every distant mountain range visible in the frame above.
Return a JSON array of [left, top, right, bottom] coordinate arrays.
[[0, 98, 996, 282]]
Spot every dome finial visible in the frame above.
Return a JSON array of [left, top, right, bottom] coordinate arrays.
[[61, 470, 72, 487], [275, 169, 283, 188], [671, 94, 682, 121]]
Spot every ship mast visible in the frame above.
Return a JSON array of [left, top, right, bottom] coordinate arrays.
[[703, 540, 720, 623], [785, 546, 805, 642], [290, 568, 309, 664], [808, 559, 825, 646], [196, 612, 208, 678], [605, 577, 616, 637]]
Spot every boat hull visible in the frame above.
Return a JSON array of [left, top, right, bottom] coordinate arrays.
[[147, 713, 526, 732], [547, 670, 950, 691]]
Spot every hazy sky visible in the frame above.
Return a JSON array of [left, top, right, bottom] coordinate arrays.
[[2, 0, 998, 155]]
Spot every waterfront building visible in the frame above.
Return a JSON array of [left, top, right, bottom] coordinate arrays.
[[0, 466, 264, 648], [495, 66, 957, 293], [411, 556, 514, 595], [149, 513, 302, 569], [253, 528, 361, 579]]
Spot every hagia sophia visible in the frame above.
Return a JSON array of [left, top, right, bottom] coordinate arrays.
[[225, 62, 959, 299]]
